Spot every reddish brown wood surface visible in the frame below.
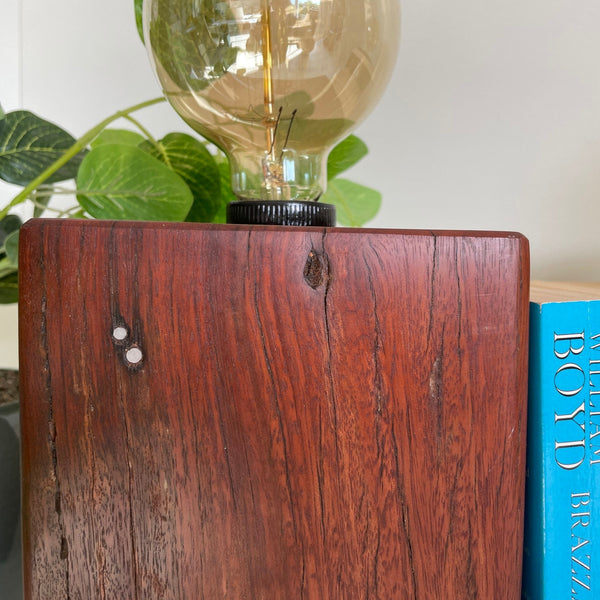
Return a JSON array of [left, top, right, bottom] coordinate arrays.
[[19, 220, 529, 599]]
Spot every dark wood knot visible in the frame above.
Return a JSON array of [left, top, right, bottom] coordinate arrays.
[[303, 249, 326, 289]]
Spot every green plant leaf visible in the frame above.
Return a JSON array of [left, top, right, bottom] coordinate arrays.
[[91, 128, 146, 149], [212, 154, 237, 223], [327, 135, 369, 180], [140, 133, 223, 222], [3, 231, 19, 267], [76, 144, 193, 221], [0, 111, 86, 186], [134, 0, 144, 43], [0, 215, 22, 249], [0, 271, 18, 303], [0, 257, 15, 279], [321, 178, 381, 227], [148, 2, 239, 92]]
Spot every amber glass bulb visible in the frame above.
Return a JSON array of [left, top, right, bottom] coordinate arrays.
[[144, 0, 400, 204]]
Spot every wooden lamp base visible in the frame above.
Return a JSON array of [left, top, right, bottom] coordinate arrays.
[[19, 220, 529, 599]]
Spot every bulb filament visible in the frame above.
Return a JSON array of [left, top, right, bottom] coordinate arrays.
[[280, 109, 297, 161], [268, 107, 283, 156], [261, 0, 276, 159]]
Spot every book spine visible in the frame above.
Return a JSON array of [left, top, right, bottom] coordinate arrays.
[[523, 300, 600, 599]]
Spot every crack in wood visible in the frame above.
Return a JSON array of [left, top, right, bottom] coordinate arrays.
[[429, 336, 445, 462], [391, 424, 418, 598], [426, 232, 439, 351], [41, 292, 72, 598], [320, 232, 339, 464], [363, 242, 385, 417], [454, 239, 464, 361], [60, 536, 69, 560]]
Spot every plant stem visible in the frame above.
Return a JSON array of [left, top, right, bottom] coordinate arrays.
[[122, 114, 170, 166], [0, 96, 166, 219], [30, 198, 79, 216]]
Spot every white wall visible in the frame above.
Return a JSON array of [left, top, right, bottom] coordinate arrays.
[[0, 0, 20, 109], [1, 0, 600, 366]]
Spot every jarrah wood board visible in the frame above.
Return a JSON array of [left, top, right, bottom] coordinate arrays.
[[19, 220, 529, 599]]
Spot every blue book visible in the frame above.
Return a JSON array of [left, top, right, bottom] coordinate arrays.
[[523, 282, 600, 599]]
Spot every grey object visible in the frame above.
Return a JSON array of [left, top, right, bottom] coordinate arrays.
[[0, 369, 22, 599]]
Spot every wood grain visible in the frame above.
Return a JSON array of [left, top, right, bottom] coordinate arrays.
[[19, 220, 529, 599]]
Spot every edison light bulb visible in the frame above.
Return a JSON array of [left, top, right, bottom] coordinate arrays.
[[144, 0, 400, 224]]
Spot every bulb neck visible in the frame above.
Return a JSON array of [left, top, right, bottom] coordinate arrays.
[[226, 200, 336, 227], [229, 149, 327, 203]]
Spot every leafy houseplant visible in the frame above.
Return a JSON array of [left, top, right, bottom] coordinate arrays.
[[0, 103, 381, 304]]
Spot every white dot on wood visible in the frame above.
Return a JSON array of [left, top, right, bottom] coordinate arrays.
[[113, 327, 128, 341], [126, 347, 143, 365]]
